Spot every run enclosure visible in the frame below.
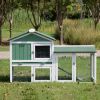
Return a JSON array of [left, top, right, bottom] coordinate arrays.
[[9, 29, 96, 83]]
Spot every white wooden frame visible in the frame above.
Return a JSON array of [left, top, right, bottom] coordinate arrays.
[[55, 54, 74, 82], [10, 42, 13, 82], [90, 53, 96, 83], [34, 43, 52, 60], [32, 67, 52, 82]]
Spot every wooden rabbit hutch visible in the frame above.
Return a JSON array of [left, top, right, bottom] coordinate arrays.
[[9, 29, 96, 83]]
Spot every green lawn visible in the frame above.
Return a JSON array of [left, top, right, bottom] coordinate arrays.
[[0, 57, 100, 100], [0, 46, 9, 51]]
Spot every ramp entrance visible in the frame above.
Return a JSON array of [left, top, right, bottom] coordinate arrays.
[[58, 56, 72, 81]]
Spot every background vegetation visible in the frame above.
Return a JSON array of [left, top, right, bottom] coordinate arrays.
[[0, 0, 100, 48]]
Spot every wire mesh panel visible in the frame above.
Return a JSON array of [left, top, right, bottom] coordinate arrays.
[[76, 53, 92, 82], [14, 66, 31, 82], [35, 68, 50, 80], [58, 56, 72, 81]]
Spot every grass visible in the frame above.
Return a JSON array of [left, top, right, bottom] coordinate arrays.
[[0, 57, 100, 100], [0, 46, 9, 51]]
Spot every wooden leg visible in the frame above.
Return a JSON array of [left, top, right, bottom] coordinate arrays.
[[90, 54, 94, 80], [72, 53, 76, 82], [52, 55, 56, 82], [31, 66, 35, 82], [55, 56, 58, 81], [10, 65, 13, 82], [93, 53, 96, 83]]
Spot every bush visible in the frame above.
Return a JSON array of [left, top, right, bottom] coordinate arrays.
[[54, 19, 100, 45]]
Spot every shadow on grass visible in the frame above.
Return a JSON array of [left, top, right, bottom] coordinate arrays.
[[0, 75, 10, 82], [14, 76, 31, 82], [0, 75, 51, 82], [36, 76, 50, 80], [58, 76, 72, 80]]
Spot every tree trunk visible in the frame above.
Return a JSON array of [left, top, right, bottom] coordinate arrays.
[[56, 0, 64, 45], [9, 21, 12, 39], [0, 26, 2, 45], [94, 19, 98, 30], [60, 25, 63, 45]]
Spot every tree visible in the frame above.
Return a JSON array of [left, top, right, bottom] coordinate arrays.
[[83, 0, 100, 29], [20, 0, 46, 31], [0, 0, 13, 45], [7, 0, 18, 39], [56, 0, 70, 44]]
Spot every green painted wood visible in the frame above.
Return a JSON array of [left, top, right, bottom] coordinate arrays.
[[9, 31, 55, 41], [54, 45, 96, 53], [12, 45, 15, 60], [16, 44, 19, 59], [14, 33, 50, 42], [12, 44, 31, 60]]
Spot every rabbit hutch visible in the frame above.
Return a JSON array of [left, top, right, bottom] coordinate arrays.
[[9, 29, 96, 83]]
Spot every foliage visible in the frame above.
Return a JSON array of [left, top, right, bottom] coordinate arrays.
[[83, 0, 100, 29], [56, 0, 71, 44], [54, 19, 100, 45]]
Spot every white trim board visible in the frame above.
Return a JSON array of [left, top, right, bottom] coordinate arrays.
[[10, 31, 54, 42]]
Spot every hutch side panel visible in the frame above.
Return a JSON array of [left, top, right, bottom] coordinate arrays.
[[12, 44, 31, 60]]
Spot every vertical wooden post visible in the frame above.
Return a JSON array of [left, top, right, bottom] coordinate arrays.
[[90, 54, 94, 79], [10, 65, 13, 82], [31, 66, 35, 82], [93, 53, 96, 83], [72, 53, 76, 82], [55, 55, 58, 81], [10, 42, 13, 82], [52, 54, 56, 81], [50, 67, 52, 81]]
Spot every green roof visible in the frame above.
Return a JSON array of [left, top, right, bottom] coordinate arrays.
[[54, 45, 96, 53], [9, 30, 55, 41]]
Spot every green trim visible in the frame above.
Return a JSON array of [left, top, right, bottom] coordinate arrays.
[[9, 31, 55, 41], [54, 45, 96, 53]]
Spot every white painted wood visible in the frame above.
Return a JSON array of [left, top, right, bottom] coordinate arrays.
[[12, 41, 52, 44], [12, 59, 52, 62], [31, 43, 34, 60], [50, 67, 52, 81], [51, 54, 56, 81], [31, 66, 35, 82], [11, 31, 54, 42], [55, 55, 58, 81], [57, 80, 73, 82], [10, 42, 12, 81], [55, 53, 72, 57], [33, 80, 51, 82], [72, 53, 76, 82], [93, 53, 96, 83], [12, 64, 52, 67], [90, 54, 94, 79], [34, 43, 52, 60], [55, 45, 95, 47]]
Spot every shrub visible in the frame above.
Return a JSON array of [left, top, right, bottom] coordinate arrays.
[[54, 19, 100, 45]]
